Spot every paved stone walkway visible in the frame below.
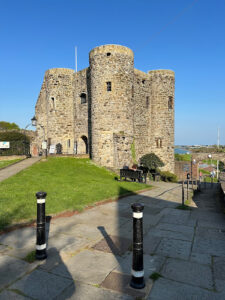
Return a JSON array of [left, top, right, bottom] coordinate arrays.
[[0, 157, 41, 182], [0, 181, 225, 299]]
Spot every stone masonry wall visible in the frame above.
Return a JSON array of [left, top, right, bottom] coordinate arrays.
[[34, 44, 175, 172], [35, 68, 75, 154], [133, 69, 152, 161], [89, 45, 134, 168], [73, 68, 89, 154], [148, 70, 175, 172]]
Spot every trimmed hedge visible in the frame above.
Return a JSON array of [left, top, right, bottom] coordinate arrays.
[[159, 171, 178, 183], [0, 131, 30, 155]]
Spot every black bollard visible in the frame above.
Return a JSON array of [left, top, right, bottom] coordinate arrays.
[[130, 203, 145, 289], [182, 181, 184, 206], [35, 191, 47, 260]]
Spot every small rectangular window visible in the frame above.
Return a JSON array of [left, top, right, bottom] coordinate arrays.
[[155, 138, 162, 148], [168, 96, 173, 109], [106, 81, 112, 91], [146, 96, 149, 108], [68, 139, 70, 148]]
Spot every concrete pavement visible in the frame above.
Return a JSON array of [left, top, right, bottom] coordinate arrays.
[[0, 181, 225, 299], [0, 157, 41, 182]]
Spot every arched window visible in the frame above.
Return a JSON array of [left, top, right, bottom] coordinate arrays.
[[80, 93, 87, 104], [155, 138, 163, 148]]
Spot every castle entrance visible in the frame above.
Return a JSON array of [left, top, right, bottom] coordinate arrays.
[[77, 135, 88, 155]]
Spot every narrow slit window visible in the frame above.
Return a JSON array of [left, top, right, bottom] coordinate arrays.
[[156, 138, 162, 148], [168, 96, 173, 109], [106, 82, 112, 91], [146, 96, 149, 107], [80, 93, 87, 104], [51, 97, 55, 110]]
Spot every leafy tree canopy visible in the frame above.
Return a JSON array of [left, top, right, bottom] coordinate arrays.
[[0, 131, 29, 142], [140, 153, 164, 172], [0, 121, 20, 130]]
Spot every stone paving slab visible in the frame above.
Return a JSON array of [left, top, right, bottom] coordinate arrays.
[[215, 278, 225, 293], [161, 258, 213, 289], [0, 290, 30, 299], [59, 223, 103, 241], [114, 253, 166, 278], [155, 238, 192, 260], [144, 234, 162, 255], [148, 278, 219, 300], [100, 271, 148, 298], [0, 255, 33, 289], [190, 252, 212, 265], [195, 226, 225, 241], [10, 269, 73, 300], [55, 280, 134, 300], [213, 256, 225, 280], [92, 235, 132, 256], [0, 227, 36, 249], [192, 237, 225, 257], [160, 213, 196, 227], [51, 249, 119, 285], [148, 226, 193, 242], [0, 157, 41, 182]]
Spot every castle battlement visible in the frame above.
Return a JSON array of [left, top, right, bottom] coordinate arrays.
[[34, 44, 175, 172]]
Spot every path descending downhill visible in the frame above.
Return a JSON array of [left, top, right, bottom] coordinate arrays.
[[1, 181, 225, 299], [0, 157, 41, 182]]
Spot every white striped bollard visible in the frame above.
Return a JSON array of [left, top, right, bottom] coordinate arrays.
[[35, 191, 47, 260], [130, 203, 145, 289]]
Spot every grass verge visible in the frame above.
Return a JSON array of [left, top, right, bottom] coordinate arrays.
[[0, 157, 151, 231], [149, 272, 162, 281], [0, 159, 22, 169], [24, 250, 36, 263]]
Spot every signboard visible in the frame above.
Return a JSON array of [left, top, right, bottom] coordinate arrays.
[[49, 144, 55, 154], [0, 141, 10, 149], [42, 141, 47, 150]]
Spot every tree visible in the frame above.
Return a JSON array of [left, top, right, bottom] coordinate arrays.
[[0, 121, 20, 130], [219, 161, 224, 172], [140, 153, 164, 173]]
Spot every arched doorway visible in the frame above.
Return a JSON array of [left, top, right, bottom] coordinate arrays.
[[77, 135, 88, 155]]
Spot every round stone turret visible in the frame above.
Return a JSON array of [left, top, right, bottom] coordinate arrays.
[[148, 69, 175, 172], [89, 45, 134, 168]]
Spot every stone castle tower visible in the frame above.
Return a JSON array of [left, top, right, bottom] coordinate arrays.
[[35, 44, 175, 172]]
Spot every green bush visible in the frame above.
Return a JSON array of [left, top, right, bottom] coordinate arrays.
[[0, 121, 20, 130], [140, 153, 164, 173], [159, 171, 178, 182], [175, 153, 191, 161]]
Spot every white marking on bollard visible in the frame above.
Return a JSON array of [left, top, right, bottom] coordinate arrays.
[[133, 212, 143, 219], [36, 243, 46, 250], [131, 269, 144, 277], [37, 199, 45, 204]]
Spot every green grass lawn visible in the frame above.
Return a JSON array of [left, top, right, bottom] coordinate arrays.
[[0, 157, 151, 230], [199, 168, 210, 175], [0, 159, 22, 169], [174, 153, 191, 162], [202, 159, 217, 165]]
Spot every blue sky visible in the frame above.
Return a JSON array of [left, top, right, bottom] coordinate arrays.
[[0, 0, 224, 145]]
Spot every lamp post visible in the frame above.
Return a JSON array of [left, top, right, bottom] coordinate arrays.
[[208, 154, 212, 166], [40, 125, 47, 159], [23, 117, 37, 157]]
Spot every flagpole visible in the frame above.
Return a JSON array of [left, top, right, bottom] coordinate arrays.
[[75, 46, 77, 73]]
